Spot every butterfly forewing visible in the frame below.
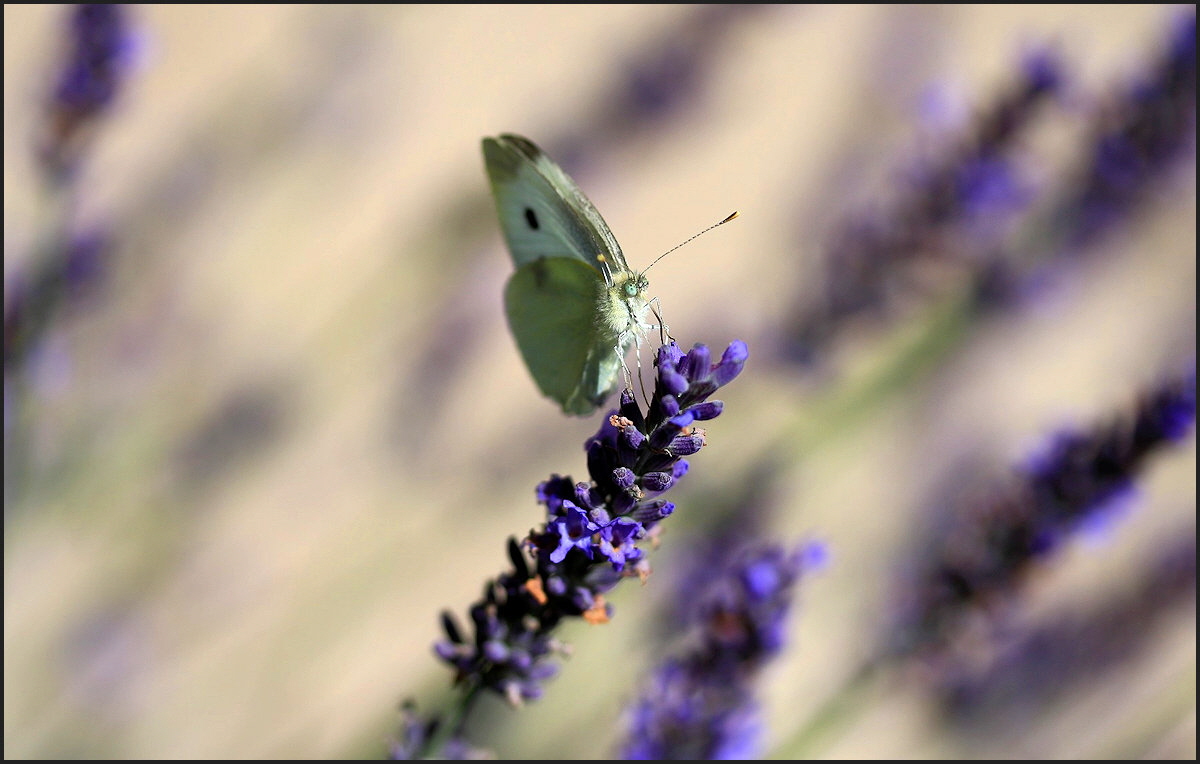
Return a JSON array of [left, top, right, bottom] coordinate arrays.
[[483, 135, 629, 275]]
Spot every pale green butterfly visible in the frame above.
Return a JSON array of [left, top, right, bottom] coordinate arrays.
[[483, 133, 661, 416]]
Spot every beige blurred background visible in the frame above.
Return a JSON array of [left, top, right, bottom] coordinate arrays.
[[4, 5, 1194, 759]]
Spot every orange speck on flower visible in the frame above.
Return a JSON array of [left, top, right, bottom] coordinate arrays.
[[610, 414, 635, 430], [583, 595, 610, 624], [645, 524, 664, 550], [637, 564, 652, 584], [524, 577, 548, 604]]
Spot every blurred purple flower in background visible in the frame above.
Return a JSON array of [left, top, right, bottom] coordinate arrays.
[[387, 702, 489, 761], [3, 229, 112, 375], [781, 11, 1197, 367], [6, 5, 136, 502], [552, 5, 770, 176], [1061, 8, 1197, 251], [618, 542, 823, 759], [6, 5, 135, 376], [38, 4, 133, 181], [937, 524, 1196, 722], [781, 46, 1064, 367], [976, 9, 1197, 306], [888, 365, 1196, 664]]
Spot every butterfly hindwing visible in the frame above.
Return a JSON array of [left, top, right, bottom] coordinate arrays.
[[504, 257, 622, 415]]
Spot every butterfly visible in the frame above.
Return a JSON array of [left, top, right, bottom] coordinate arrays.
[[483, 134, 657, 416]]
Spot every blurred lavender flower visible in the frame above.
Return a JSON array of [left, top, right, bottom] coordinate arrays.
[[400, 341, 747, 757], [888, 366, 1197, 662], [38, 4, 133, 180], [4, 229, 111, 373], [782, 47, 1063, 366], [7, 5, 135, 376], [388, 702, 491, 761], [938, 524, 1196, 722], [605, 5, 768, 127], [618, 541, 823, 760], [1060, 9, 1196, 251], [552, 5, 770, 176], [649, 458, 787, 642], [977, 10, 1197, 305]]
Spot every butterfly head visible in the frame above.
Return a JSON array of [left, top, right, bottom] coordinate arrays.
[[625, 271, 650, 299]]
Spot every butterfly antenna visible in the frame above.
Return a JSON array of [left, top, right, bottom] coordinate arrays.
[[641, 211, 739, 275]]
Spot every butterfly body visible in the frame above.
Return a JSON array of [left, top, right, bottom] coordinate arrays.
[[483, 134, 654, 416], [597, 259, 651, 342]]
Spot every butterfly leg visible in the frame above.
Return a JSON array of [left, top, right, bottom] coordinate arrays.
[[615, 339, 634, 391], [647, 297, 673, 346], [614, 327, 656, 406], [614, 331, 640, 393]]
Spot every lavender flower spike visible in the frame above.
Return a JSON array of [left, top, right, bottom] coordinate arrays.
[[388, 702, 488, 761], [407, 341, 748, 758], [782, 46, 1064, 365], [890, 366, 1197, 659], [619, 542, 823, 760], [39, 4, 133, 179], [1062, 8, 1197, 250]]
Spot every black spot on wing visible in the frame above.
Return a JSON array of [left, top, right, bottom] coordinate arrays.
[[524, 207, 540, 230]]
